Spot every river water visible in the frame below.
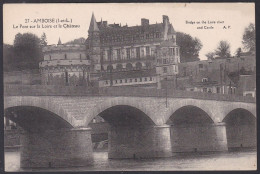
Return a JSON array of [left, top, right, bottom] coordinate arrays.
[[5, 150, 256, 171]]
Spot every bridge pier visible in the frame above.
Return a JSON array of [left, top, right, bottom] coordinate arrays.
[[20, 127, 93, 168], [108, 124, 172, 159], [170, 122, 228, 153]]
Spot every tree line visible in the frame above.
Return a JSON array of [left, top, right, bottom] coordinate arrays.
[[205, 23, 255, 60]]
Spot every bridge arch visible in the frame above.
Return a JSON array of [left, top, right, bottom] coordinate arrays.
[[164, 99, 215, 124], [166, 105, 214, 125], [165, 102, 227, 153], [87, 97, 171, 159], [4, 106, 73, 132], [4, 96, 74, 127], [221, 105, 256, 122], [223, 108, 256, 150], [85, 97, 156, 126]]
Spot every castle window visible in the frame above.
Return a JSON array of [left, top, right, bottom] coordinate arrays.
[[65, 54, 67, 59], [202, 78, 208, 82], [217, 87, 220, 93], [145, 77, 147, 81], [115, 80, 118, 84], [156, 32, 160, 38], [150, 77, 152, 81], [125, 79, 127, 83], [126, 48, 131, 59], [146, 46, 150, 56], [163, 67, 167, 73], [146, 62, 151, 69], [146, 34, 149, 39], [136, 47, 140, 59], [176, 48, 179, 56], [116, 49, 121, 60], [140, 78, 142, 82], [135, 78, 137, 82], [65, 71, 69, 84], [120, 79, 123, 83], [169, 48, 175, 56], [105, 80, 108, 84], [163, 59, 167, 64], [136, 62, 142, 70]]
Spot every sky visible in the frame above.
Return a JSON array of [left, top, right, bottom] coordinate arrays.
[[3, 3, 255, 60]]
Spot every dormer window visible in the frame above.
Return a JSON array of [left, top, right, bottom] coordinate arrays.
[[202, 78, 208, 82]]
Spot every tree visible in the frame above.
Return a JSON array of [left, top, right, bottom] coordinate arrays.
[[215, 40, 231, 58], [205, 52, 215, 60], [176, 32, 203, 62], [3, 44, 15, 71], [11, 32, 43, 70], [242, 23, 255, 52], [40, 32, 48, 46]]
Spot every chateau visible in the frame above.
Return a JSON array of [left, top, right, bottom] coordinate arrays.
[[40, 13, 180, 88]]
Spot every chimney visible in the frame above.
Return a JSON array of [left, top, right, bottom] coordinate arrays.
[[163, 15, 169, 25], [141, 18, 149, 26]]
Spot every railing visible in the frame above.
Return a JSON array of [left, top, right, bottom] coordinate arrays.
[[39, 59, 91, 67], [4, 84, 256, 103]]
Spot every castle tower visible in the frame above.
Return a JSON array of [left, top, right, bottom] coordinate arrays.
[[87, 13, 101, 72]]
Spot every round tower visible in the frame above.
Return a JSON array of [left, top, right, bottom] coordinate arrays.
[[39, 39, 91, 86]]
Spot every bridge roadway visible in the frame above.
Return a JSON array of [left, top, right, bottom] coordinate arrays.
[[4, 85, 257, 168]]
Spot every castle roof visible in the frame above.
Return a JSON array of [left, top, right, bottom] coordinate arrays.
[[89, 13, 99, 32], [58, 37, 62, 45], [98, 23, 165, 37], [168, 24, 175, 34]]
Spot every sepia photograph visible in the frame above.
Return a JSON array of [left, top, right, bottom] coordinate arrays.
[[3, 2, 256, 171]]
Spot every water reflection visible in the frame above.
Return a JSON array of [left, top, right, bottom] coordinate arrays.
[[5, 150, 256, 171]]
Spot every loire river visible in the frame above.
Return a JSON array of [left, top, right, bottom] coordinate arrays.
[[5, 150, 256, 171]]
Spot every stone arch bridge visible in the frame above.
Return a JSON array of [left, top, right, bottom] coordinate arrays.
[[4, 85, 256, 168]]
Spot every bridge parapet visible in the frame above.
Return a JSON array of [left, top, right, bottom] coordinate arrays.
[[4, 84, 255, 103]]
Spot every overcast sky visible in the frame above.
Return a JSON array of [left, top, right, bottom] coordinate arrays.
[[4, 3, 255, 60]]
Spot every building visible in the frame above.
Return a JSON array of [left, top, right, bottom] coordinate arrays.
[[237, 74, 256, 98], [40, 43, 90, 86], [178, 55, 255, 78], [40, 13, 180, 87], [177, 68, 236, 94]]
